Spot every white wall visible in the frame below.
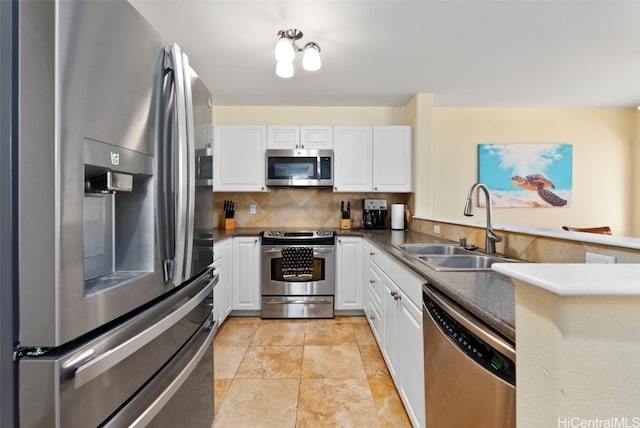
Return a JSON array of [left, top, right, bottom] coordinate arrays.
[[428, 108, 635, 236]]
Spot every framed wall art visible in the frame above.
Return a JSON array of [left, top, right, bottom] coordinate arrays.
[[478, 143, 572, 208]]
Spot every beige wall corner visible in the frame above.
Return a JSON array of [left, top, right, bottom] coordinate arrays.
[[405, 94, 433, 219], [632, 110, 640, 236]]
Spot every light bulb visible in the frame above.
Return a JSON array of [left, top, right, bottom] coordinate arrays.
[[275, 37, 295, 62], [302, 43, 321, 71], [276, 60, 294, 78]]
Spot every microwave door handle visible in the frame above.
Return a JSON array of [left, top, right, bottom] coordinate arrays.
[[180, 51, 195, 281], [170, 43, 188, 286], [159, 50, 177, 282]]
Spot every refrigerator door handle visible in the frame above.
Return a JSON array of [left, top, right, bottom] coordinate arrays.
[[159, 53, 177, 283], [74, 279, 213, 389], [180, 51, 195, 282], [169, 43, 189, 286]]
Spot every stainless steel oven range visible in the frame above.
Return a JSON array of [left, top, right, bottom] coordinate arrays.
[[261, 230, 336, 318]]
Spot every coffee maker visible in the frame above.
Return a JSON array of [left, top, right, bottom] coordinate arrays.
[[363, 198, 388, 229]]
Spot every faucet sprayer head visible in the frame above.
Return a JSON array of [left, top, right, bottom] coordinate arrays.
[[463, 198, 474, 216]]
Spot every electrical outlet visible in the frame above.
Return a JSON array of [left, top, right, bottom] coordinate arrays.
[[249, 204, 257, 215], [585, 252, 616, 264], [433, 224, 441, 234]]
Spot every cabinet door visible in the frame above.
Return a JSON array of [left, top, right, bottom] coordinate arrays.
[[267, 125, 299, 149], [232, 237, 261, 310], [335, 237, 363, 310], [212, 257, 223, 327], [221, 238, 234, 320], [213, 126, 266, 191], [380, 276, 398, 379], [397, 288, 425, 428], [372, 126, 412, 192], [300, 126, 333, 149], [333, 126, 372, 192]]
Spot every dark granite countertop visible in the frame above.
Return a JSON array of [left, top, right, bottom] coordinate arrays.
[[213, 227, 516, 343]]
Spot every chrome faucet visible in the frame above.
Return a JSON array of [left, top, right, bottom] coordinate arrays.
[[464, 183, 502, 254]]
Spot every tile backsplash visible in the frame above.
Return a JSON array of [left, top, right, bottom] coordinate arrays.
[[214, 189, 409, 229]]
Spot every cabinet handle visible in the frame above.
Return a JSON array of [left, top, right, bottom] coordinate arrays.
[[390, 291, 397, 297], [374, 187, 378, 191], [369, 251, 375, 256], [369, 279, 375, 284], [301, 144, 304, 148], [395, 294, 401, 301], [254, 239, 258, 243], [334, 186, 338, 190], [369, 315, 375, 320], [338, 239, 341, 244]]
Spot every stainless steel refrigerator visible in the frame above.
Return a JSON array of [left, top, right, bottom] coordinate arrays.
[[15, 1, 216, 426]]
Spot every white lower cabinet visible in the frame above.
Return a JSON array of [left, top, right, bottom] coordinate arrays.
[[213, 238, 233, 328], [396, 288, 423, 426], [232, 236, 261, 310], [335, 237, 363, 310], [364, 261, 384, 343], [364, 239, 425, 428]]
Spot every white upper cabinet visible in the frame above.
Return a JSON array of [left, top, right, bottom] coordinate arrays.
[[300, 126, 333, 149], [373, 126, 412, 192], [266, 126, 300, 149], [213, 125, 267, 192], [334, 125, 412, 193], [266, 126, 332, 150], [333, 126, 373, 192]]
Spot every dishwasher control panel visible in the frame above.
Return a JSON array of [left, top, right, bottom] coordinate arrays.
[[424, 293, 516, 385]]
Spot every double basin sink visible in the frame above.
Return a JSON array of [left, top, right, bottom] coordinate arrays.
[[397, 243, 518, 271]]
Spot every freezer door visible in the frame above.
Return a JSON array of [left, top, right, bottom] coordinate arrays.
[[103, 314, 216, 428], [19, 270, 216, 428]]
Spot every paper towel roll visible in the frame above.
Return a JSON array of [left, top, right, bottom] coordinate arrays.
[[391, 204, 405, 230]]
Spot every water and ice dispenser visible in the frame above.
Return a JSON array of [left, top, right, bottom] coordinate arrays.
[[83, 139, 154, 295]]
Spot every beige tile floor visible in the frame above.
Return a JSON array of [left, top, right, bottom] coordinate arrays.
[[212, 316, 412, 427]]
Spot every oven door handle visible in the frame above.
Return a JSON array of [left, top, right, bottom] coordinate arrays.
[[262, 248, 333, 255], [263, 299, 334, 305]]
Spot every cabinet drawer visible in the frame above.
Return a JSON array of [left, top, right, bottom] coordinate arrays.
[[366, 261, 384, 305]]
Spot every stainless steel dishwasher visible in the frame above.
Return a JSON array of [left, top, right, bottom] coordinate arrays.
[[422, 284, 516, 428]]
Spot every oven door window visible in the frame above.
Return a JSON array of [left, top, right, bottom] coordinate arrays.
[[271, 257, 325, 282], [268, 157, 318, 180]]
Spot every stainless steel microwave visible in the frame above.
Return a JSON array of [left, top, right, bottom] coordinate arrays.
[[266, 149, 333, 187]]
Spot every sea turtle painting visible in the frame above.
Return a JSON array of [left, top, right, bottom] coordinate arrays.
[[511, 173, 568, 207]]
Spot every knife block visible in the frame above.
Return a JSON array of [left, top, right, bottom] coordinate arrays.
[[340, 219, 351, 230], [221, 218, 235, 230]]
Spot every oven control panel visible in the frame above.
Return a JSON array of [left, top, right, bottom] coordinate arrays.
[[262, 230, 334, 239]]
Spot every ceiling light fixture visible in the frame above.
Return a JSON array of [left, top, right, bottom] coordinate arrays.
[[275, 29, 321, 78]]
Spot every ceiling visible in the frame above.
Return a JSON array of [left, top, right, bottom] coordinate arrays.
[[129, 0, 640, 108]]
